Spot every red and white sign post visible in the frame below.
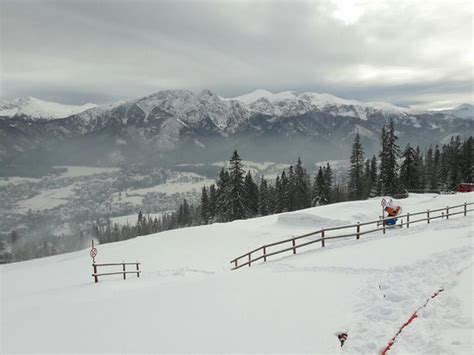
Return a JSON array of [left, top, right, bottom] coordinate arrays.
[[90, 240, 98, 283], [381, 198, 387, 225]]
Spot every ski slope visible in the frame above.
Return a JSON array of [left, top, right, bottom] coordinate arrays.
[[1, 193, 473, 353]]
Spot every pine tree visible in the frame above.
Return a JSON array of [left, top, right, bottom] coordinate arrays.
[[425, 146, 436, 190], [208, 184, 217, 220], [460, 137, 473, 183], [258, 176, 270, 216], [200, 186, 210, 224], [348, 133, 366, 200], [244, 171, 259, 216], [369, 155, 379, 197], [379, 120, 401, 195], [294, 158, 311, 210], [312, 167, 326, 205], [323, 162, 333, 203], [216, 168, 230, 221], [225, 150, 247, 220], [400, 144, 417, 190]]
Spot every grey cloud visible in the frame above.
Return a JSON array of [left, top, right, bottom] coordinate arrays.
[[0, 0, 472, 109]]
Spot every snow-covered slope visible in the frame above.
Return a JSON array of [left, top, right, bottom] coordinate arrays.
[[227, 89, 414, 120], [435, 103, 474, 119], [0, 96, 97, 120], [2, 193, 472, 353]]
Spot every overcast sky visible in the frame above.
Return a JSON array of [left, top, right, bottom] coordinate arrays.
[[0, 0, 472, 109]]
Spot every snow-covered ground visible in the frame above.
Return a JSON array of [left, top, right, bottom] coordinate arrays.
[[55, 165, 120, 178], [1, 193, 472, 353], [109, 212, 169, 225]]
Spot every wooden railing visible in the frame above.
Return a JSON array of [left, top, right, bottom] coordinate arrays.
[[230, 202, 473, 270], [92, 262, 141, 283]]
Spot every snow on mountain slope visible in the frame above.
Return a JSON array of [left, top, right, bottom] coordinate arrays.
[[435, 103, 474, 119], [227, 90, 414, 119], [0, 96, 97, 120], [1, 193, 473, 353]]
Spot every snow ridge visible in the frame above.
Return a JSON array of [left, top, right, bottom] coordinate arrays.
[[0, 96, 97, 120]]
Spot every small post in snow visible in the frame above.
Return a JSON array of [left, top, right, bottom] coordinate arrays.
[[122, 261, 126, 280], [407, 212, 410, 228], [356, 222, 360, 240], [292, 238, 296, 254], [446, 206, 449, 219], [464, 202, 467, 216], [321, 229, 325, 247], [427, 209, 430, 224]]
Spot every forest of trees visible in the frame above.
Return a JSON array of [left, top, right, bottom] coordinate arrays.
[[92, 120, 472, 245], [3, 120, 472, 260]]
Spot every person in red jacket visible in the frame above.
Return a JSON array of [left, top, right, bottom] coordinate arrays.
[[384, 199, 401, 226]]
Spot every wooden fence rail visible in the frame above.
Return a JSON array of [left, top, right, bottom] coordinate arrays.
[[92, 261, 141, 283], [230, 202, 473, 270]]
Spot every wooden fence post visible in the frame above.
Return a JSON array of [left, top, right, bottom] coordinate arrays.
[[427, 209, 430, 224], [263, 246, 267, 262], [446, 206, 449, 219], [356, 222, 360, 240], [123, 261, 126, 280], [93, 264, 98, 283], [136, 263, 140, 278], [292, 238, 296, 254], [248, 253, 251, 267], [321, 229, 325, 247], [234, 259, 238, 269], [464, 202, 467, 216], [407, 212, 410, 228]]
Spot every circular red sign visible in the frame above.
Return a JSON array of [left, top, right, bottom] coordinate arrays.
[[90, 248, 97, 258]]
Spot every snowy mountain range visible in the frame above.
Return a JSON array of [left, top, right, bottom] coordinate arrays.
[[0, 89, 472, 166], [0, 96, 97, 120]]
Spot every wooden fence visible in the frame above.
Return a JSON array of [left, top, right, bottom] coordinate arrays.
[[230, 202, 473, 270], [92, 262, 141, 283]]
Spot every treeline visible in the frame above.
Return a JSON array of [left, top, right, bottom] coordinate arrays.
[[4, 120, 470, 262], [348, 121, 473, 200], [93, 121, 472, 245]]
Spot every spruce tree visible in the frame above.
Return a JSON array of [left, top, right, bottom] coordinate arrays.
[[294, 158, 311, 210], [322, 162, 333, 204], [225, 150, 247, 220], [348, 133, 366, 200], [208, 184, 217, 220], [258, 176, 270, 216], [400, 144, 417, 190], [379, 120, 400, 195], [200, 186, 209, 224], [244, 171, 259, 217]]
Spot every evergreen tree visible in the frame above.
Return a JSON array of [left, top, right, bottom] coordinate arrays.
[[216, 168, 230, 221], [379, 120, 400, 195], [460, 137, 473, 183], [312, 167, 326, 205], [244, 171, 259, 216], [425, 146, 436, 190], [258, 176, 270, 216], [368, 155, 379, 197], [224, 150, 247, 220], [200, 186, 210, 224], [294, 158, 311, 210], [208, 184, 217, 220], [322, 162, 333, 204], [348, 133, 366, 199], [400, 144, 417, 190]]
